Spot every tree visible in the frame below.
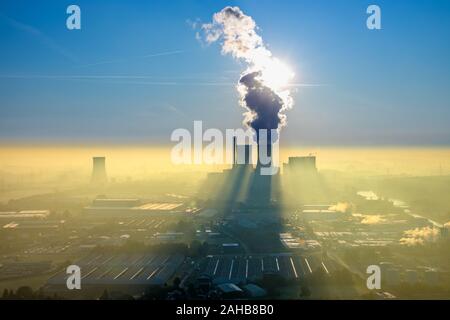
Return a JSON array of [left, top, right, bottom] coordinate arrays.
[[16, 286, 34, 299], [2, 288, 9, 299], [36, 287, 45, 300], [173, 277, 181, 289], [299, 283, 311, 298]]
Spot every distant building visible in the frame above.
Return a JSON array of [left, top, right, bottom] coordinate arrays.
[[46, 253, 185, 291], [91, 156, 107, 184], [92, 198, 141, 208], [1, 210, 52, 230], [283, 156, 317, 175], [84, 197, 185, 216], [0, 210, 50, 220], [301, 205, 347, 221]]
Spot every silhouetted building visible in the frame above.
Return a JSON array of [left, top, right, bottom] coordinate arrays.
[[256, 134, 272, 170], [235, 144, 253, 166], [84, 197, 185, 216], [283, 156, 317, 175], [247, 131, 277, 206], [92, 198, 140, 208], [91, 156, 107, 184], [201, 132, 280, 208]]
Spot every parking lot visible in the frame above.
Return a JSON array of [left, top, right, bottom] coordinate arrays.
[[47, 253, 185, 286], [199, 253, 337, 284]]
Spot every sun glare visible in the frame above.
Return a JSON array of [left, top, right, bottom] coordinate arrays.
[[259, 58, 295, 90]]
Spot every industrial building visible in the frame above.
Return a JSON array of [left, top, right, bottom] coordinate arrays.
[[283, 156, 317, 175], [1, 210, 54, 230], [46, 253, 185, 289], [201, 133, 281, 207], [0, 210, 50, 220], [84, 198, 185, 217]]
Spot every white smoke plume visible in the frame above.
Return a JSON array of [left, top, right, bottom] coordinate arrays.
[[399, 226, 440, 246], [328, 202, 354, 213], [352, 213, 386, 224], [198, 6, 294, 134], [361, 215, 386, 225]]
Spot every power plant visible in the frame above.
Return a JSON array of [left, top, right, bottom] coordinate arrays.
[[202, 132, 281, 208]]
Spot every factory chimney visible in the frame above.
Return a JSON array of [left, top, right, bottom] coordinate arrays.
[[235, 144, 252, 166], [256, 130, 273, 170], [91, 156, 107, 184]]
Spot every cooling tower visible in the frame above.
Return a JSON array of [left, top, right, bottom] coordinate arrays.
[[256, 132, 273, 170], [91, 156, 107, 184], [235, 144, 252, 166]]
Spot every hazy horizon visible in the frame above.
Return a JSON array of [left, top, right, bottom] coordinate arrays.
[[1, 145, 449, 177]]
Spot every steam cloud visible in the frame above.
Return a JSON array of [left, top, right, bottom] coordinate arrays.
[[352, 213, 386, 225], [198, 6, 294, 137], [329, 202, 354, 213], [399, 226, 440, 246], [361, 215, 386, 225]]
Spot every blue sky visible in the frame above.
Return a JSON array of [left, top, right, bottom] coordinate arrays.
[[0, 0, 449, 145]]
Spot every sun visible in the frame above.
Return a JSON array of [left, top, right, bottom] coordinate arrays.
[[259, 58, 294, 90]]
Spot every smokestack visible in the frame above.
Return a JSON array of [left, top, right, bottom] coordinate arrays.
[[91, 156, 107, 184], [257, 131, 272, 169], [257, 143, 272, 169], [235, 144, 252, 165], [244, 144, 251, 165]]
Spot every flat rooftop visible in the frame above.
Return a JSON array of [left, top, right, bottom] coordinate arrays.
[[47, 253, 185, 287], [0, 210, 50, 219]]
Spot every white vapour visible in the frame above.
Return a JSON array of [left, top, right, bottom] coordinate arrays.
[[328, 202, 354, 213], [201, 7, 271, 64], [399, 226, 440, 246], [198, 6, 294, 132], [352, 213, 386, 224]]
